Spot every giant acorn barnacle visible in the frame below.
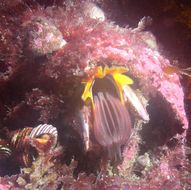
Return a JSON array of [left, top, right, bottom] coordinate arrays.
[[80, 66, 149, 162]]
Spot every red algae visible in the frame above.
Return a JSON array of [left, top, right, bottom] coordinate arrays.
[[0, 0, 190, 189]]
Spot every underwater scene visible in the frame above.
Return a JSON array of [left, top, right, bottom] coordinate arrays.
[[0, 0, 191, 189]]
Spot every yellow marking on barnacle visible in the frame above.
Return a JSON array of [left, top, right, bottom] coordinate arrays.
[[35, 134, 50, 145], [112, 72, 134, 104], [81, 66, 134, 107], [95, 66, 105, 78], [81, 79, 94, 108]]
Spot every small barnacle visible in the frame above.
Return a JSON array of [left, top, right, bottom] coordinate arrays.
[[141, 32, 158, 50], [80, 66, 149, 162], [83, 2, 105, 21], [29, 124, 58, 153], [0, 139, 12, 160], [9, 124, 58, 167], [10, 127, 32, 150], [133, 16, 153, 32], [24, 17, 67, 56], [9, 127, 34, 166]]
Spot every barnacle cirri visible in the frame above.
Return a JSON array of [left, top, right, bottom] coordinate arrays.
[[80, 66, 149, 162]]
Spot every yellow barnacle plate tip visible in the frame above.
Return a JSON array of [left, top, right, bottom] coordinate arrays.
[[112, 72, 133, 104], [81, 66, 134, 106]]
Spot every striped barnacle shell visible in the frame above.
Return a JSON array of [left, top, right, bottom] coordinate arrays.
[[10, 127, 33, 151], [29, 124, 58, 153], [9, 124, 58, 167], [0, 139, 12, 160], [15, 149, 36, 168], [9, 127, 34, 166]]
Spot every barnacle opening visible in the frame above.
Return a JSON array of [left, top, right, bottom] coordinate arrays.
[[140, 93, 185, 151], [82, 66, 134, 108]]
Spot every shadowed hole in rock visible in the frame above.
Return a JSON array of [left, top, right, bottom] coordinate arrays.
[[139, 93, 184, 154]]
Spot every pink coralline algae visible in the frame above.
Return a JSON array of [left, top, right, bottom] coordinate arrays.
[[0, 0, 190, 190], [37, 4, 187, 129], [24, 16, 67, 55]]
